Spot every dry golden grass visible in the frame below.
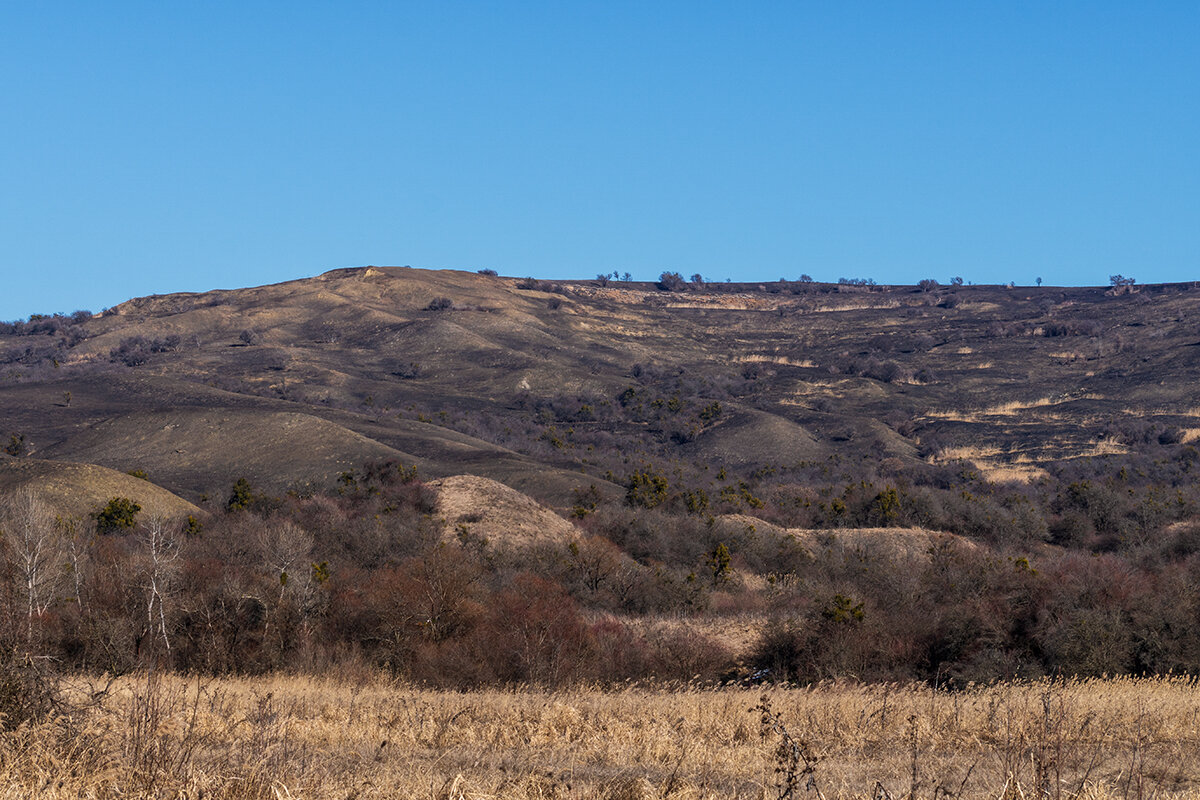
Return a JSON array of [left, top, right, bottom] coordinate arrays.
[[925, 395, 1104, 423], [928, 447, 1051, 484], [734, 355, 818, 368], [1076, 440, 1130, 458], [430, 474, 579, 548], [7, 673, 1200, 799], [934, 445, 1009, 461], [977, 465, 1051, 484]]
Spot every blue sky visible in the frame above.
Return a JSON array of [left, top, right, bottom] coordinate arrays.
[[2, 2, 1197, 319]]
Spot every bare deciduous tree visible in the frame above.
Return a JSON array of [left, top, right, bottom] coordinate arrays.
[[57, 515, 94, 613], [256, 520, 316, 646], [0, 489, 66, 641], [257, 520, 314, 602], [138, 515, 181, 655]]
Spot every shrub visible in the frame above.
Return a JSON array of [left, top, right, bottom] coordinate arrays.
[[93, 496, 141, 534], [226, 477, 258, 512], [645, 626, 734, 681], [425, 297, 454, 311], [1159, 427, 1185, 445], [625, 469, 668, 509], [748, 618, 808, 682], [484, 574, 595, 685], [0, 653, 58, 730], [392, 362, 421, 379], [4, 432, 26, 456], [657, 272, 687, 292], [110, 335, 181, 366], [476, 268, 498, 276], [570, 485, 604, 518]]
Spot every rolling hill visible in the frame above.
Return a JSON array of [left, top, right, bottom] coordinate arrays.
[[2, 266, 1199, 518]]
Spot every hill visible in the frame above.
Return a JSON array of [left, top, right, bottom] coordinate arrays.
[[4, 267, 1198, 514], [5, 267, 1200, 686], [0, 455, 199, 520]]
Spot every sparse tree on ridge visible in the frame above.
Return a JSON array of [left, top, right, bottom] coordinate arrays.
[[657, 272, 687, 292]]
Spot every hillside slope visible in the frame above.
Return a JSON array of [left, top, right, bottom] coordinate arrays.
[[3, 267, 1199, 509]]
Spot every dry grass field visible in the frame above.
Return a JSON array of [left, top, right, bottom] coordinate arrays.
[[6, 672, 1200, 799]]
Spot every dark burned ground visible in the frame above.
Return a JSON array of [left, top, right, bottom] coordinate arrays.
[[2, 267, 1199, 509]]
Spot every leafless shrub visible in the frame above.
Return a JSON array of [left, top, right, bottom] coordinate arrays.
[[657, 272, 687, 292], [110, 334, 182, 365]]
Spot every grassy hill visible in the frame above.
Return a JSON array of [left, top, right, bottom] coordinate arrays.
[[0, 455, 199, 520]]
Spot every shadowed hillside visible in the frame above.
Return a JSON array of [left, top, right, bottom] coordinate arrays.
[[3, 267, 1199, 510]]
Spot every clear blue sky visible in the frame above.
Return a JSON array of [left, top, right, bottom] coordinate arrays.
[[3, 2, 1198, 319]]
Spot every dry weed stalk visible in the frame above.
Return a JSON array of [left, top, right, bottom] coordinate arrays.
[[1, 674, 1200, 798]]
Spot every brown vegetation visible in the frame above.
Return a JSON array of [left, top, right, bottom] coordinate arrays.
[[5, 270, 1200, 793], [5, 672, 1200, 798]]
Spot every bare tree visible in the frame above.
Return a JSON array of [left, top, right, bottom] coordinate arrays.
[[138, 515, 181, 655], [255, 520, 316, 647], [57, 515, 94, 613], [257, 520, 314, 603], [0, 489, 66, 641]]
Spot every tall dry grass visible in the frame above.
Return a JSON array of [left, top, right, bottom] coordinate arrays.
[[4, 673, 1200, 798]]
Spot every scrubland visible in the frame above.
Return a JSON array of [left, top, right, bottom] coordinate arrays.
[[6, 672, 1200, 799], [7, 273, 1200, 797]]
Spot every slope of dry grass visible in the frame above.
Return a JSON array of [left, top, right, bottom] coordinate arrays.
[[0, 456, 200, 520], [6, 672, 1200, 799], [430, 474, 580, 548]]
